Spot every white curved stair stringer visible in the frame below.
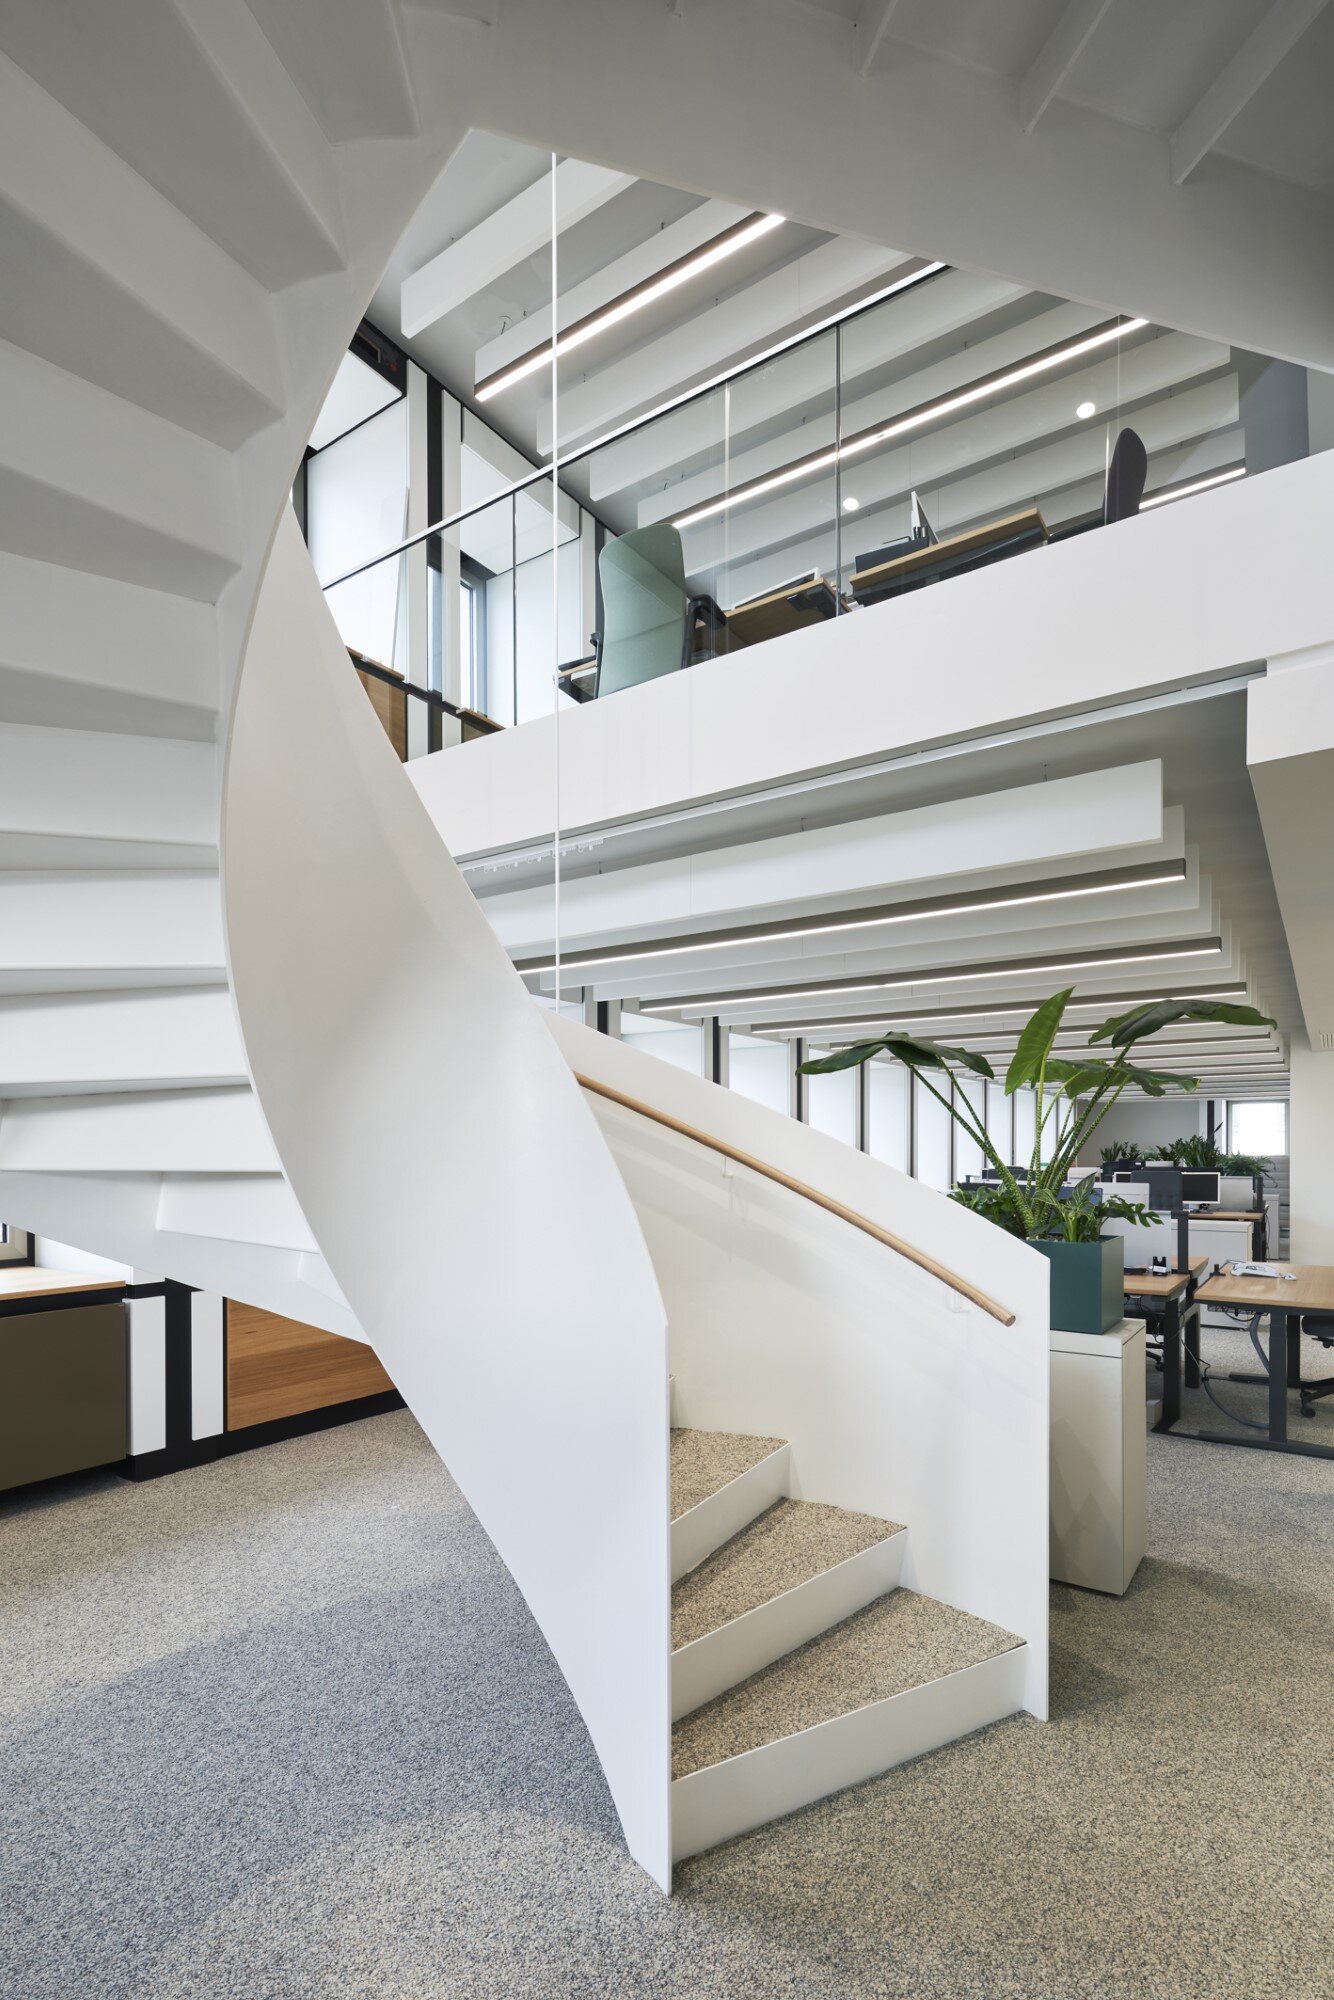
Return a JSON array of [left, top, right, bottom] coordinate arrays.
[[222, 509, 674, 1890]]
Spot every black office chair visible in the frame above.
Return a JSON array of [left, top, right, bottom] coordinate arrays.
[[1103, 426, 1148, 524], [1049, 424, 1149, 540], [1297, 1315, 1334, 1419]]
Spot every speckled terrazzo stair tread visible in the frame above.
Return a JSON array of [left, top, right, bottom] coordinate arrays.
[[671, 1499, 904, 1649], [671, 1588, 1023, 1778], [670, 1428, 786, 1520]]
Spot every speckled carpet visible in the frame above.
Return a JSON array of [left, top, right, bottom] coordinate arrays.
[[2, 1409, 1331, 1999]]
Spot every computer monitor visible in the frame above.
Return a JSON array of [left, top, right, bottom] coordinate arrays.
[[856, 492, 940, 573], [1115, 1166, 1185, 1211], [1180, 1171, 1221, 1205], [909, 490, 939, 547]]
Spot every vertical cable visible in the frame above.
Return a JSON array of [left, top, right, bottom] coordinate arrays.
[[550, 154, 562, 1016], [834, 321, 843, 610]]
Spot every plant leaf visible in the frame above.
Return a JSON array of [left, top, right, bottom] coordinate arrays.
[[1119, 1063, 1200, 1097], [1088, 1000, 1275, 1047], [799, 1034, 994, 1079], [1045, 1057, 1112, 1098], [797, 1039, 889, 1074], [1005, 987, 1074, 1094]]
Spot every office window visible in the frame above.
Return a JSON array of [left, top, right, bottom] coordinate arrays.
[[1013, 1088, 1037, 1170], [985, 1082, 1013, 1165], [1227, 1100, 1287, 1155], [954, 1079, 986, 1182], [620, 1016, 704, 1076], [867, 1061, 908, 1172], [913, 1074, 952, 1190], [807, 1052, 858, 1146], [729, 1031, 790, 1115], [307, 397, 409, 666]]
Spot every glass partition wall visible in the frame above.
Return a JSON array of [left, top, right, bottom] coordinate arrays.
[[316, 267, 1317, 753], [303, 154, 1319, 1201]]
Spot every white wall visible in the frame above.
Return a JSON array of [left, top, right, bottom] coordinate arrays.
[[33, 1236, 133, 1280], [1084, 1098, 1208, 1164]]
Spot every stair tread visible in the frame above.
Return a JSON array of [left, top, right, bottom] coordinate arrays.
[[670, 1427, 785, 1520], [671, 1589, 1022, 1779], [672, 1499, 903, 1650]]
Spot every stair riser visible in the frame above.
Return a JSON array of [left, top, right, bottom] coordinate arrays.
[[671, 1445, 790, 1584], [0, 341, 241, 600], [672, 1532, 906, 1722], [670, 1644, 1028, 1864]]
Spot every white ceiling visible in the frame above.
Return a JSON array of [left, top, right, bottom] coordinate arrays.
[[465, 681, 1298, 1094]]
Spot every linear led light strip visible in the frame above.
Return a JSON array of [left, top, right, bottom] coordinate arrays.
[[744, 987, 1252, 1036], [673, 314, 1149, 530], [641, 942, 1223, 1015], [517, 862, 1187, 976], [1139, 465, 1245, 510], [474, 213, 786, 403]]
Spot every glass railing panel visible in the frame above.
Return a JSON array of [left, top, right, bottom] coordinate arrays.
[[563, 328, 839, 675], [321, 246, 1331, 748]]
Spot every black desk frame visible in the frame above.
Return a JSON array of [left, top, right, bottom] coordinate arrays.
[[1199, 1305, 1334, 1462]]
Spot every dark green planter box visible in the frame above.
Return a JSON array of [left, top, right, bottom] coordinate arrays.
[[1032, 1236, 1124, 1335]]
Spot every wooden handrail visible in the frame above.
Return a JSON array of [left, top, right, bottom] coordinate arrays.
[[575, 1072, 1017, 1328]]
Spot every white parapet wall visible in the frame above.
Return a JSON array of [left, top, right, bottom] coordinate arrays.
[[413, 449, 1334, 861]]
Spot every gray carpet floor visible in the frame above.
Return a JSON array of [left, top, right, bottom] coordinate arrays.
[[2, 1409, 1331, 2000]]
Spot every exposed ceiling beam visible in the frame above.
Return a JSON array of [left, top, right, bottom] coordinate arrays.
[[1020, 0, 1118, 135], [401, 158, 634, 336], [854, 0, 899, 79], [473, 197, 747, 382], [1169, 0, 1331, 185], [540, 236, 915, 453]]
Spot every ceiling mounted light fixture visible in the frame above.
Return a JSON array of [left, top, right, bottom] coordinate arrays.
[[639, 939, 1225, 1017], [1076, 400, 1097, 419], [842, 495, 861, 512], [474, 212, 786, 403], [743, 986, 1252, 1037], [1139, 465, 1246, 510], [672, 313, 1148, 530], [516, 860, 1188, 979]]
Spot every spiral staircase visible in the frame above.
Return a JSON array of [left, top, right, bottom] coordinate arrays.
[[0, 0, 1049, 1889]]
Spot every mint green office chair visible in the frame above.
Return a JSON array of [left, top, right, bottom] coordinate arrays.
[[593, 526, 721, 697]]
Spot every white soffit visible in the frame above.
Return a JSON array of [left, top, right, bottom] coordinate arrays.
[[401, 158, 635, 336], [479, 761, 1168, 953]]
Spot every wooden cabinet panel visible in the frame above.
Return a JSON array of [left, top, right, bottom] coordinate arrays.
[[354, 664, 407, 760], [225, 1301, 394, 1430]]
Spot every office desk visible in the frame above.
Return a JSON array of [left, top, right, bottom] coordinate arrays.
[[1124, 1257, 1208, 1432], [1193, 1263, 1334, 1460], [849, 506, 1048, 605], [725, 576, 838, 648]]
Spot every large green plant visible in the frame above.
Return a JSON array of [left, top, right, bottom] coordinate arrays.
[[799, 988, 1274, 1243], [1147, 1133, 1270, 1182]]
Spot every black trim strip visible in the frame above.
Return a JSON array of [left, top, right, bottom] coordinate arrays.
[[119, 1390, 405, 1481], [0, 1286, 125, 1319]]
